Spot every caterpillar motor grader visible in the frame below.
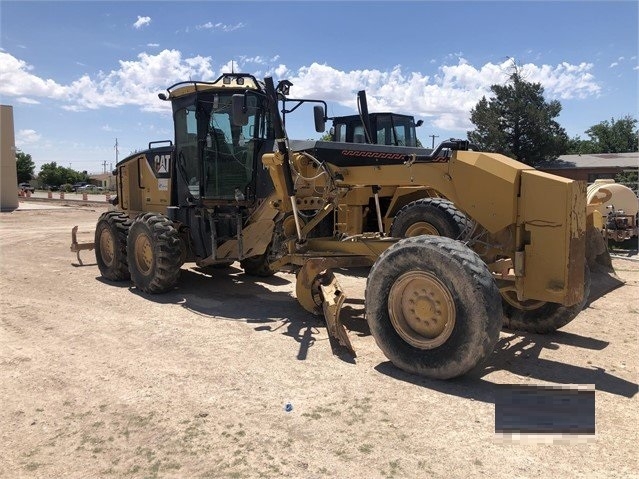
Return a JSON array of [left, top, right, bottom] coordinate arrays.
[[282, 88, 467, 242], [322, 90, 469, 240], [72, 72, 605, 379]]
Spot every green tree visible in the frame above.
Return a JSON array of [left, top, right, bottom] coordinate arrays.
[[16, 150, 35, 183], [467, 69, 568, 166], [565, 117, 637, 154], [38, 162, 88, 187], [566, 135, 595, 155], [615, 170, 638, 190], [584, 116, 638, 153]]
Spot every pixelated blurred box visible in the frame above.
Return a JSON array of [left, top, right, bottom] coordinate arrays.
[[495, 384, 595, 437]]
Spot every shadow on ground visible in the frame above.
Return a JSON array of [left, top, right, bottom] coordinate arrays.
[[97, 261, 636, 398], [375, 328, 638, 402]]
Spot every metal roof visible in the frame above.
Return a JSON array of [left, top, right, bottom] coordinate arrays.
[[543, 152, 638, 169]]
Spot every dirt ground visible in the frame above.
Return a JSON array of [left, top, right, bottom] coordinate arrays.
[[1, 201, 637, 479]]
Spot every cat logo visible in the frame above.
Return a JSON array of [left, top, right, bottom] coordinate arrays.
[[154, 154, 170, 174]]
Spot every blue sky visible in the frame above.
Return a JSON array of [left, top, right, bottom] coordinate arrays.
[[1, 1, 637, 174]]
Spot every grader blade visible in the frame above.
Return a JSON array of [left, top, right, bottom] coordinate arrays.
[[320, 273, 355, 355], [585, 225, 625, 300], [295, 258, 356, 355], [70, 226, 95, 266]]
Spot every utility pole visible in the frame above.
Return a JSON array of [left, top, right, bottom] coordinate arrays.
[[429, 134, 439, 148], [102, 160, 108, 174], [114, 138, 119, 164]]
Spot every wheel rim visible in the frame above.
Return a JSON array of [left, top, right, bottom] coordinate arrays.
[[405, 222, 439, 237], [134, 233, 154, 275], [99, 228, 115, 267], [500, 286, 546, 311], [388, 271, 456, 349]]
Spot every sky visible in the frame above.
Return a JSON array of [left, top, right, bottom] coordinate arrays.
[[1, 1, 638, 175]]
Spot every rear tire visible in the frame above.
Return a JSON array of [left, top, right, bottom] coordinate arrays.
[[366, 236, 501, 379], [95, 211, 131, 281], [390, 198, 470, 239], [127, 213, 183, 293], [501, 267, 591, 333]]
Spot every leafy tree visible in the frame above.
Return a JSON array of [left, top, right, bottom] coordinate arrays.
[[38, 162, 89, 187], [16, 150, 35, 183], [565, 117, 637, 154], [566, 135, 595, 155], [584, 116, 638, 153], [467, 69, 568, 166], [615, 170, 638, 188]]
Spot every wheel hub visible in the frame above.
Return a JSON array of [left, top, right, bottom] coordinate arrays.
[[388, 271, 455, 349], [405, 221, 439, 237], [134, 234, 153, 275], [99, 229, 115, 267], [499, 286, 546, 311]]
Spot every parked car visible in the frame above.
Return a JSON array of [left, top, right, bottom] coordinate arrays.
[[77, 184, 104, 193], [18, 183, 35, 193]]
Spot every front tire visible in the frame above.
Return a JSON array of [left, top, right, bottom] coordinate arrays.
[[127, 213, 183, 294], [95, 211, 131, 281], [390, 198, 470, 239], [366, 236, 501, 379]]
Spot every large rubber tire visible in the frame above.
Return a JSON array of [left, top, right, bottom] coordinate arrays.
[[501, 267, 591, 334], [240, 251, 275, 277], [366, 236, 502, 379], [390, 198, 470, 239], [126, 213, 183, 294], [95, 211, 131, 281]]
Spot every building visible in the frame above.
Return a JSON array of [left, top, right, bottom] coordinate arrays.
[[89, 172, 117, 190], [538, 152, 638, 184]]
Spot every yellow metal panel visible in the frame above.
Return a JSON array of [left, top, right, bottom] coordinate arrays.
[[519, 170, 585, 305], [449, 151, 523, 233], [139, 155, 171, 213]]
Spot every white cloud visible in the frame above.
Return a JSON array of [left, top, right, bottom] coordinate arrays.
[[522, 61, 600, 100], [0, 51, 602, 131], [0, 52, 67, 98], [195, 21, 245, 32], [16, 97, 40, 105], [147, 43, 160, 47], [16, 129, 41, 146], [133, 16, 151, 29], [285, 59, 601, 130], [610, 62, 619, 68]]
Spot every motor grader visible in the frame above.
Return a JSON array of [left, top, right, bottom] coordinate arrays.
[[72, 72, 602, 379], [283, 87, 466, 242], [322, 89, 468, 241]]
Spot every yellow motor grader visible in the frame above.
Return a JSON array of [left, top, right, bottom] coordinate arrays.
[[72, 73, 607, 379]]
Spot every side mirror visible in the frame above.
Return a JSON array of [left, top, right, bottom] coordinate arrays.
[[313, 105, 326, 133], [415, 119, 424, 127], [231, 94, 249, 126]]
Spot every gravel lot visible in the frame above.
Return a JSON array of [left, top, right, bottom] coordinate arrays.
[[1, 200, 637, 478]]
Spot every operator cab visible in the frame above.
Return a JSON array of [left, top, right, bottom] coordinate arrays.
[[164, 74, 274, 206], [331, 113, 422, 147]]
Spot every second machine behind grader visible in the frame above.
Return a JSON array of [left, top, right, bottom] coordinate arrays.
[[72, 73, 609, 379]]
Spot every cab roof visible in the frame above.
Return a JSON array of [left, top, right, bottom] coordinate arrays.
[[162, 73, 264, 100]]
